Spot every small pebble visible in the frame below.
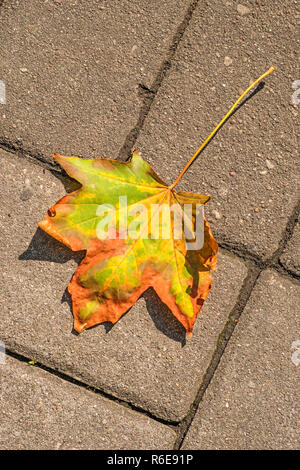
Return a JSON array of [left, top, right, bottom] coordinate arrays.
[[266, 159, 275, 169], [259, 170, 268, 175], [212, 209, 221, 220], [229, 171, 236, 176], [224, 56, 233, 66], [20, 67, 28, 73], [218, 187, 228, 197], [20, 187, 33, 201], [237, 4, 250, 15]]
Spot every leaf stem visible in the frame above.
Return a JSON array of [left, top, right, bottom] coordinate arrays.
[[170, 65, 276, 190]]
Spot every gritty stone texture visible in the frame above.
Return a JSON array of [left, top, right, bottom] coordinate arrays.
[[0, 149, 247, 421], [0, 0, 188, 162], [280, 221, 300, 276], [136, 0, 299, 260], [237, 4, 251, 16], [0, 355, 175, 450], [182, 270, 300, 450]]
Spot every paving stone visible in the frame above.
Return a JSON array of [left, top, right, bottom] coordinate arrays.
[[0, 355, 175, 450], [0, 149, 247, 421], [136, 0, 299, 260], [0, 0, 189, 162], [280, 221, 300, 276], [182, 270, 300, 450]]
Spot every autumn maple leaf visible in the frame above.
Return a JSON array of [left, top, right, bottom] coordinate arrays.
[[39, 150, 217, 335], [39, 66, 275, 336]]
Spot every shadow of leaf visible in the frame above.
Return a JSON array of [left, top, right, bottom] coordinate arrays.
[[19, 227, 85, 264], [143, 288, 186, 346], [49, 169, 81, 194]]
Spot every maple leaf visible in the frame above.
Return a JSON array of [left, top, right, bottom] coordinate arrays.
[[38, 66, 275, 336], [39, 150, 217, 336]]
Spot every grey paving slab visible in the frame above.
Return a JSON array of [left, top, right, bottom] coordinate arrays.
[[135, 0, 299, 260], [0, 0, 189, 162], [182, 270, 300, 450], [0, 149, 247, 421], [0, 355, 176, 450], [280, 221, 300, 276]]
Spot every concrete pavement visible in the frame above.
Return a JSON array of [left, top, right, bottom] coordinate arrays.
[[0, 0, 299, 450]]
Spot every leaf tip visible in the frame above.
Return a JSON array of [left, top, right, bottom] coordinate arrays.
[[130, 148, 144, 167], [131, 148, 141, 157], [74, 321, 88, 333]]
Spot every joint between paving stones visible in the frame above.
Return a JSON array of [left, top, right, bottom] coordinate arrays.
[[269, 198, 300, 265], [3, 347, 179, 430], [219, 197, 300, 277], [0, 1, 200, 170], [173, 262, 261, 449], [118, 0, 201, 161], [0, 138, 60, 171], [1, 156, 298, 444], [173, 198, 300, 447], [275, 262, 300, 281], [1, 0, 299, 437], [1, 0, 298, 450], [2, 145, 298, 282]]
